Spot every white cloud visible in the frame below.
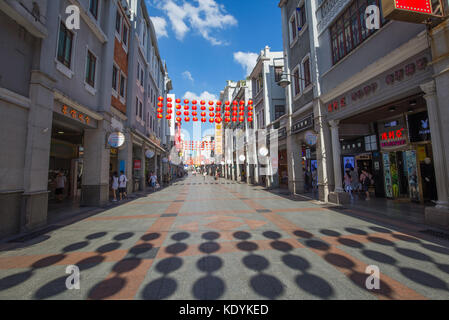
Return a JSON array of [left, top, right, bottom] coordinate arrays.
[[151, 16, 168, 38], [183, 91, 218, 102], [233, 51, 258, 76], [182, 71, 194, 82], [159, 0, 237, 45]]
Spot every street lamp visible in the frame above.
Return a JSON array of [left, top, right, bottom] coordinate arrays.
[[277, 73, 306, 89]]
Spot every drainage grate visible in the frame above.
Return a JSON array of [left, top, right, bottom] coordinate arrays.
[[8, 225, 60, 243], [420, 229, 449, 240]]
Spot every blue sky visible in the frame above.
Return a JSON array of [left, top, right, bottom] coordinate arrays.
[[146, 0, 283, 137]]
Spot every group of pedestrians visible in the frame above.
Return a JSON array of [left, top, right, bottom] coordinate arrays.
[[111, 171, 128, 202], [343, 167, 374, 200]]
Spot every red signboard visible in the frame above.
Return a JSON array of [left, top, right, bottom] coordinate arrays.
[[394, 0, 432, 14], [134, 160, 141, 170]]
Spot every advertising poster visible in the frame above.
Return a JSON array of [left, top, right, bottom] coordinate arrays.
[[406, 150, 420, 201], [382, 153, 393, 198]]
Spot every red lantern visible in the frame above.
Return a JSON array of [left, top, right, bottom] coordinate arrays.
[[225, 101, 230, 106], [184, 111, 189, 116], [176, 98, 181, 103], [166, 115, 172, 120], [192, 100, 197, 105], [248, 100, 253, 105], [215, 112, 221, 117], [232, 117, 237, 122], [192, 105, 197, 110], [233, 101, 238, 106], [247, 111, 253, 116], [232, 106, 238, 111], [201, 106, 206, 111], [157, 102, 163, 108], [185, 117, 190, 122], [157, 107, 163, 113], [209, 106, 214, 112], [157, 114, 163, 119], [201, 118, 206, 123], [200, 100, 206, 105], [225, 117, 231, 123], [167, 97, 172, 102], [184, 99, 189, 104], [216, 107, 221, 112], [239, 111, 244, 116], [176, 117, 182, 122], [192, 111, 197, 116], [176, 105, 182, 110], [167, 109, 173, 114], [225, 111, 230, 117], [225, 106, 230, 111], [201, 112, 206, 117], [240, 101, 245, 105], [208, 101, 214, 106], [232, 111, 238, 116], [239, 116, 244, 122], [184, 105, 189, 110], [176, 111, 181, 116], [193, 117, 198, 122], [217, 101, 222, 106], [248, 117, 253, 122], [158, 96, 164, 101], [209, 112, 215, 117], [167, 103, 173, 108], [209, 118, 214, 123], [215, 118, 222, 124], [239, 106, 245, 111]]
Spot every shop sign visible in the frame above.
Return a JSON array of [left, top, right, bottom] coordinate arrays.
[[292, 115, 314, 134], [305, 131, 317, 146], [145, 150, 155, 159], [408, 111, 431, 142], [382, 0, 437, 24], [134, 160, 141, 170], [108, 132, 125, 148], [60, 104, 93, 125], [380, 128, 407, 148], [341, 138, 364, 155], [385, 58, 427, 86]]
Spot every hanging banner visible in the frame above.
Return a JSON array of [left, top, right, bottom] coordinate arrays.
[[215, 123, 223, 156]]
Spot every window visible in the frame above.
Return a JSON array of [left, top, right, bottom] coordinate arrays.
[[365, 135, 377, 151], [89, 0, 99, 19], [119, 73, 126, 98], [275, 105, 285, 120], [289, 13, 297, 44], [302, 57, 311, 88], [275, 66, 283, 83], [140, 69, 144, 86], [297, 4, 306, 30], [122, 24, 128, 47], [293, 67, 300, 96], [57, 22, 74, 68], [135, 98, 139, 116], [115, 10, 121, 34], [112, 65, 118, 91], [139, 102, 143, 118], [85, 50, 96, 87], [330, 0, 385, 64]]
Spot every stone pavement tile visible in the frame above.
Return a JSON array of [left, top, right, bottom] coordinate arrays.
[[58, 218, 159, 233], [335, 239, 449, 300], [179, 200, 253, 213], [255, 199, 322, 210]]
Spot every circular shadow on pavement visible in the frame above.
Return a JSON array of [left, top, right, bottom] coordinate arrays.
[[129, 243, 153, 255], [349, 271, 393, 297], [112, 258, 142, 274], [142, 277, 178, 300], [202, 232, 220, 241], [233, 231, 251, 240], [96, 242, 121, 254], [293, 230, 314, 239], [436, 263, 449, 275], [165, 242, 188, 255], [155, 257, 183, 274], [392, 234, 420, 243], [345, 228, 367, 235], [31, 254, 66, 269], [295, 273, 334, 299], [282, 254, 310, 271], [304, 240, 330, 251], [337, 238, 364, 249], [199, 242, 220, 254], [395, 247, 433, 262], [62, 241, 89, 252], [0, 271, 33, 291], [250, 274, 284, 299], [34, 276, 69, 299], [89, 276, 126, 300], [399, 267, 448, 290], [114, 232, 134, 241], [420, 243, 449, 255], [141, 233, 161, 242], [262, 231, 282, 240], [362, 250, 397, 265], [270, 241, 293, 252], [320, 229, 341, 237], [324, 253, 355, 269], [193, 275, 226, 300], [77, 255, 105, 271], [197, 255, 223, 273], [369, 226, 392, 233], [86, 232, 107, 240], [366, 237, 395, 246], [237, 241, 258, 252], [171, 232, 190, 242], [242, 254, 269, 272]]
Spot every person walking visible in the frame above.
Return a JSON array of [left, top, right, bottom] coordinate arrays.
[[119, 170, 128, 201], [203, 170, 207, 182], [55, 170, 67, 202], [360, 169, 373, 200], [150, 172, 158, 192], [111, 171, 119, 202], [350, 168, 360, 194], [344, 171, 353, 199]]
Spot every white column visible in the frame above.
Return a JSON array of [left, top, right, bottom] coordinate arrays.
[[329, 120, 343, 193], [421, 80, 449, 209]]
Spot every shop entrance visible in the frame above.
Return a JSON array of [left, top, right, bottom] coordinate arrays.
[[383, 151, 410, 199]]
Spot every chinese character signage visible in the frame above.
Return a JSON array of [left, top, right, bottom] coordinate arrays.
[[382, 0, 435, 23]]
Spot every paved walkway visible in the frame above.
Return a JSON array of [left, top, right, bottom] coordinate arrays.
[[1, 175, 449, 300]]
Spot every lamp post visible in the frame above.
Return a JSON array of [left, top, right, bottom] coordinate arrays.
[[276, 73, 306, 88]]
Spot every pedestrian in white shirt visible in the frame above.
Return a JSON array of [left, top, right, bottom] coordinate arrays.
[[55, 171, 66, 201], [111, 171, 119, 202], [119, 171, 128, 201]]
